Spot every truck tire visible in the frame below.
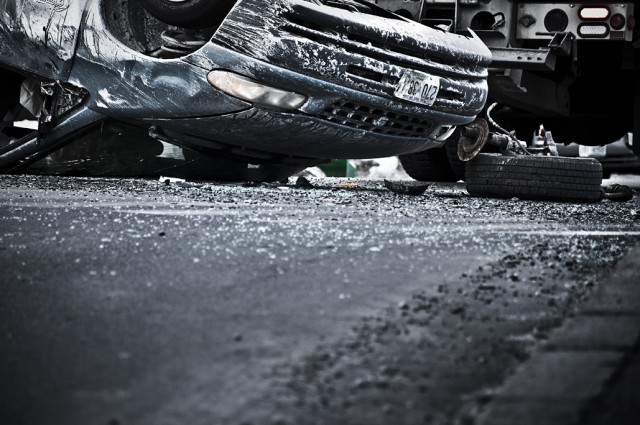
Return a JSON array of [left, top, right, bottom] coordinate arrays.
[[444, 137, 466, 180], [137, 0, 236, 28], [465, 154, 603, 202], [399, 147, 458, 182]]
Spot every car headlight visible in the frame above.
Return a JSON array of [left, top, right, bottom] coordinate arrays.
[[207, 70, 307, 111]]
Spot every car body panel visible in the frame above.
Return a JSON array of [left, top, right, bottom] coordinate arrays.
[[0, 0, 491, 170], [70, 1, 253, 118], [205, 0, 489, 118], [0, 0, 84, 80]]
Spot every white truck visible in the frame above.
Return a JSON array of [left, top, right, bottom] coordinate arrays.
[[373, 1, 638, 184]]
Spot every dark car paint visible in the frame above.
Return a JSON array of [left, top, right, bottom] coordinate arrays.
[[0, 0, 491, 177]]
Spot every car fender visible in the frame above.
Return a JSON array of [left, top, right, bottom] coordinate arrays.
[[66, 1, 251, 119], [0, 0, 86, 80]]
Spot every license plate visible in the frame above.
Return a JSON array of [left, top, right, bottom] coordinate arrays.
[[579, 145, 607, 158], [394, 70, 440, 106]]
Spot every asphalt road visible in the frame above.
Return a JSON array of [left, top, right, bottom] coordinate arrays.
[[1, 174, 639, 425]]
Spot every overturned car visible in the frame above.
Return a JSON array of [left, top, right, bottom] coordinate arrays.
[[0, 0, 490, 180]]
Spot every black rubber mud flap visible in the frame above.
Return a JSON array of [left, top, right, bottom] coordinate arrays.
[[465, 154, 603, 202], [399, 147, 458, 182]]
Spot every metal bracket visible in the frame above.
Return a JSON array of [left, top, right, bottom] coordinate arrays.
[[0, 81, 106, 173], [0, 105, 105, 173], [548, 32, 574, 57], [490, 47, 557, 71], [38, 81, 88, 139], [490, 32, 575, 72]]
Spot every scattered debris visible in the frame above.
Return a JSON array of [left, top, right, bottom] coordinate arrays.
[[602, 184, 635, 202], [159, 176, 185, 185], [383, 179, 430, 195], [294, 176, 315, 189]]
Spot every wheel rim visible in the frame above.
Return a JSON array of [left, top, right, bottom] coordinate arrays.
[[457, 118, 489, 162]]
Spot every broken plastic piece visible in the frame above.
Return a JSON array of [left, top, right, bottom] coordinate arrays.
[[295, 176, 315, 189], [159, 176, 186, 185], [384, 179, 430, 195]]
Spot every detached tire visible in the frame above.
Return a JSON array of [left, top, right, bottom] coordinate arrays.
[[137, 0, 235, 28], [466, 154, 603, 202]]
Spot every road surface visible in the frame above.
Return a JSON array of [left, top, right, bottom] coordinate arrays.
[[1, 174, 639, 425]]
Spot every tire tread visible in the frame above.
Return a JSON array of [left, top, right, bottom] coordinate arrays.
[[465, 154, 602, 202]]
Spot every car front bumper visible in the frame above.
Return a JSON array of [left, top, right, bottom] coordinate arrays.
[[151, 41, 486, 159], [165, 0, 491, 159]]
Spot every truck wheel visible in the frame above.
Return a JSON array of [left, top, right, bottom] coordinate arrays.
[[399, 137, 466, 182], [137, 0, 236, 28], [399, 147, 458, 182], [444, 137, 466, 181], [465, 154, 603, 202]]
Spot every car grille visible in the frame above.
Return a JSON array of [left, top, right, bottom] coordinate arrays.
[[282, 12, 464, 72], [213, 0, 489, 117], [277, 9, 480, 113], [318, 101, 435, 138]]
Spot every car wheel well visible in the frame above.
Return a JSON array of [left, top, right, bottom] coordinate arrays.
[[103, 0, 218, 58]]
